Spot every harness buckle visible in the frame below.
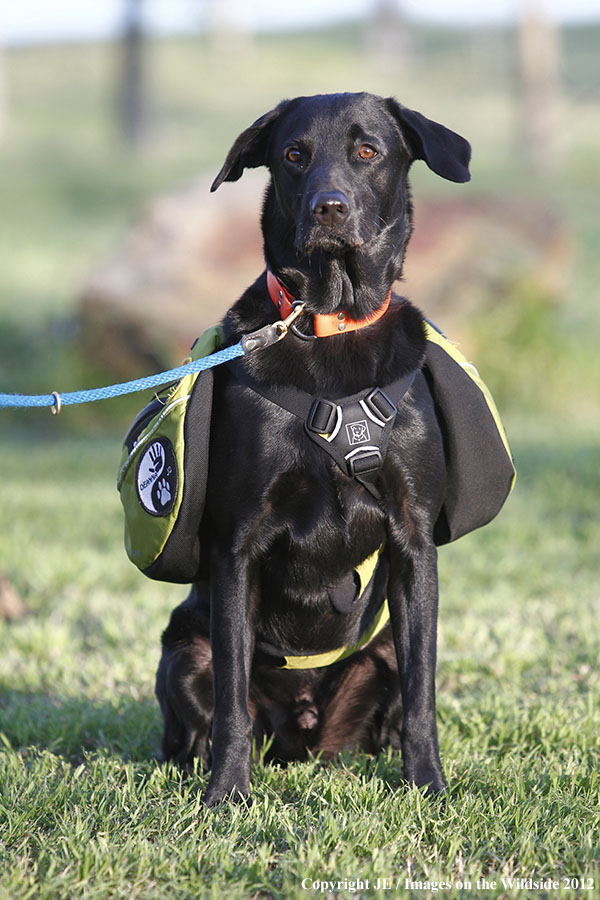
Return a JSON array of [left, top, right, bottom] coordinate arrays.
[[345, 446, 383, 477]]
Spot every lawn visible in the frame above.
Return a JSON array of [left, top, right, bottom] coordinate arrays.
[[1, 20, 599, 900], [0, 422, 598, 899]]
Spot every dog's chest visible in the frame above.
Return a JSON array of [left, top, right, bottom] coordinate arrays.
[[208, 383, 386, 571], [255, 449, 387, 594], [207, 367, 439, 565], [254, 468, 386, 648]]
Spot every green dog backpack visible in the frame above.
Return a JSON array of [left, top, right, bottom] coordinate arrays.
[[116, 325, 223, 583], [117, 320, 515, 582]]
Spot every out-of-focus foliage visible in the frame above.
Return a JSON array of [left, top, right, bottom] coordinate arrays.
[[0, 22, 598, 430]]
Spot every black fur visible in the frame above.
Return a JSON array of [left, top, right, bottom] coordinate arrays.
[[155, 92, 471, 806]]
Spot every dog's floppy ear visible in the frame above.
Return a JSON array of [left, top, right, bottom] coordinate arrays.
[[211, 105, 285, 192], [387, 99, 471, 183]]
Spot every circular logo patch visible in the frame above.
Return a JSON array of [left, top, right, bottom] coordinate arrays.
[[136, 437, 178, 516]]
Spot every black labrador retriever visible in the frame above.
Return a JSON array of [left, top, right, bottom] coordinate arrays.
[[155, 92, 471, 806]]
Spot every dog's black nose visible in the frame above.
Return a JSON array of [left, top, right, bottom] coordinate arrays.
[[311, 191, 349, 226]]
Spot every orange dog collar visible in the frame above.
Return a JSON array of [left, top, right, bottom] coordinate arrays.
[[267, 270, 391, 338]]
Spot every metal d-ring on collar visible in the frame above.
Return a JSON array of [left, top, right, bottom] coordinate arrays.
[[290, 301, 318, 342]]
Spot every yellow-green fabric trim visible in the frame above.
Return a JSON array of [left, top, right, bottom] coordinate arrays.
[[424, 322, 516, 493], [281, 546, 388, 670]]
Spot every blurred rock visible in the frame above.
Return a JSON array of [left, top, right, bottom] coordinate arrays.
[[79, 175, 571, 375], [79, 173, 264, 377], [403, 194, 571, 343], [0, 575, 26, 621]]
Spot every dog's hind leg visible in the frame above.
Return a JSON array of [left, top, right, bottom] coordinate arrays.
[[155, 644, 213, 771], [155, 597, 214, 772]]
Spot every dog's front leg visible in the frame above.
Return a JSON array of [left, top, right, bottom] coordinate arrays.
[[204, 548, 257, 807], [387, 539, 446, 796]]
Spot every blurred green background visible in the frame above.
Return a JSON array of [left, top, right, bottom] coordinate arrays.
[[0, 6, 599, 436]]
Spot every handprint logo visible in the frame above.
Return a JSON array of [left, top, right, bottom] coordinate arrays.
[[156, 478, 172, 507], [148, 442, 165, 475], [136, 437, 178, 515]]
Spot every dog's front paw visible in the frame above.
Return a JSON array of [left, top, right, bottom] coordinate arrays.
[[403, 760, 447, 798], [203, 786, 252, 808], [203, 773, 252, 808], [402, 742, 447, 798]]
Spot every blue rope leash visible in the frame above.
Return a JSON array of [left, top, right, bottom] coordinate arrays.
[[0, 341, 245, 413], [0, 302, 306, 414]]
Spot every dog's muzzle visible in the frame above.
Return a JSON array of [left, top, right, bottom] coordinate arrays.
[[296, 189, 365, 255]]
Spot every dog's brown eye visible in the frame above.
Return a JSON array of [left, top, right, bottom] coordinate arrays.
[[358, 144, 377, 160], [286, 148, 302, 164]]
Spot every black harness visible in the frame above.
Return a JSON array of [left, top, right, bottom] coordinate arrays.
[[227, 357, 417, 500]]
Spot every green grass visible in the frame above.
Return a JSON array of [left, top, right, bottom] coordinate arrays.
[[0, 423, 598, 899]]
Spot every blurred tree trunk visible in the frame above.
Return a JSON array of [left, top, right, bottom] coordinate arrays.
[[518, 0, 563, 171], [366, 0, 413, 70], [0, 41, 7, 141], [118, 0, 148, 147]]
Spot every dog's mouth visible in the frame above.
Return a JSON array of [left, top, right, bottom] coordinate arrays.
[[299, 230, 364, 256], [295, 221, 368, 258]]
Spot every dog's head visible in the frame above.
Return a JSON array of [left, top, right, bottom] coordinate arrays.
[[212, 92, 471, 314]]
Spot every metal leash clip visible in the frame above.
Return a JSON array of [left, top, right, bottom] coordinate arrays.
[[242, 303, 306, 354]]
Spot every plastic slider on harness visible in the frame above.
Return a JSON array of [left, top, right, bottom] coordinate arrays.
[[346, 446, 383, 477], [306, 399, 340, 437], [363, 388, 397, 424]]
